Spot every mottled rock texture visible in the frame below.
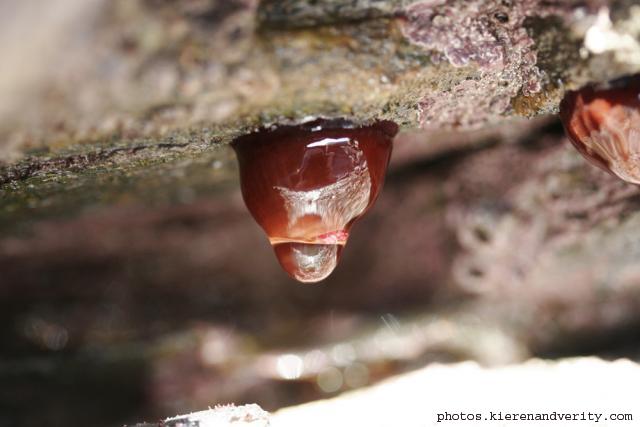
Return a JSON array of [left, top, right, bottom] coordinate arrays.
[[1, 0, 639, 154]]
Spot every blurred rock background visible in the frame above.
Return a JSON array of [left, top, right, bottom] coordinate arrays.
[[2, 1, 640, 426]]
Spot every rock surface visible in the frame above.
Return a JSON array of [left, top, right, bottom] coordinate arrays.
[[133, 404, 270, 427]]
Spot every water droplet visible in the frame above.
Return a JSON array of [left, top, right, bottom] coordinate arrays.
[[273, 242, 341, 283]]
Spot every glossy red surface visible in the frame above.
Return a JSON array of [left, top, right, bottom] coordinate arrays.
[[232, 120, 397, 283], [560, 75, 640, 184]]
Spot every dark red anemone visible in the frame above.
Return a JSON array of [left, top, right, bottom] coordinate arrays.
[[232, 120, 397, 283], [560, 75, 640, 184]]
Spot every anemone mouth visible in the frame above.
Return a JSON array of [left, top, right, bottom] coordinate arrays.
[[272, 242, 343, 284]]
